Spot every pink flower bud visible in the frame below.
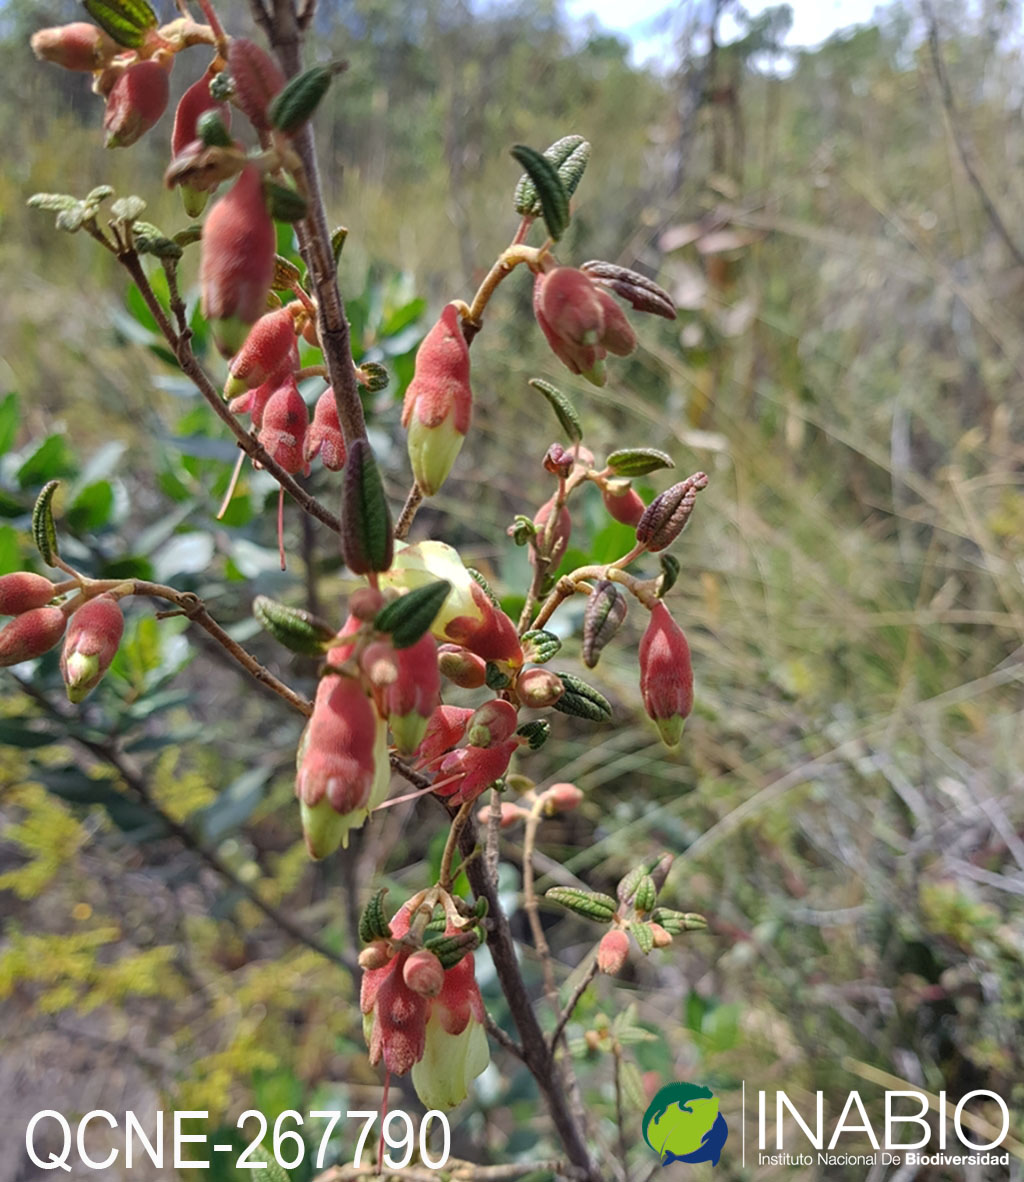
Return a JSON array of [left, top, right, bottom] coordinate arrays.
[[516, 667, 564, 709], [543, 782, 584, 814], [225, 307, 298, 395], [358, 940, 392, 970], [200, 165, 276, 357], [0, 572, 55, 616], [530, 496, 571, 567], [436, 738, 518, 806], [60, 594, 124, 702], [31, 23, 118, 72], [403, 949, 445, 998], [465, 698, 518, 748], [476, 801, 525, 829], [533, 266, 637, 387], [305, 388, 347, 471], [0, 606, 66, 667], [603, 482, 646, 526], [348, 587, 385, 621], [386, 633, 441, 756], [413, 704, 474, 771], [437, 644, 487, 689], [649, 922, 673, 948], [597, 928, 630, 975], [226, 38, 285, 133], [544, 443, 574, 478], [401, 304, 472, 495], [638, 601, 694, 748], [258, 378, 309, 474], [103, 59, 171, 149]]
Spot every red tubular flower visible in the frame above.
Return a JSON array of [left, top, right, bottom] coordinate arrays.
[[31, 23, 118, 71], [533, 266, 637, 387], [435, 738, 518, 806], [171, 73, 231, 214], [60, 594, 124, 703], [411, 939, 488, 1110], [103, 58, 171, 149], [401, 304, 473, 495], [0, 606, 67, 667], [224, 307, 299, 397], [295, 672, 389, 858], [305, 389, 347, 471], [361, 905, 489, 1110], [361, 906, 430, 1077], [465, 699, 519, 747], [413, 705, 474, 771], [385, 633, 441, 756], [258, 378, 310, 475], [638, 601, 694, 748], [200, 165, 276, 357], [0, 572, 55, 616], [172, 74, 230, 158]]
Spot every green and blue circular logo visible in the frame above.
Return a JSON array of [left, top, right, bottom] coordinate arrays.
[[642, 1082, 729, 1167]]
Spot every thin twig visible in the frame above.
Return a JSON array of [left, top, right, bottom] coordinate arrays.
[[550, 959, 599, 1051], [522, 799, 558, 1000], [921, 0, 1024, 269], [116, 248, 343, 535], [11, 676, 352, 976], [394, 483, 424, 541]]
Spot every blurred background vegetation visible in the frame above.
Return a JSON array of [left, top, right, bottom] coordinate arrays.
[[1, 0, 1023, 1178]]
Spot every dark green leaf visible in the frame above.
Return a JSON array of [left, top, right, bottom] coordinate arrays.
[[528, 378, 582, 443], [510, 145, 570, 241]]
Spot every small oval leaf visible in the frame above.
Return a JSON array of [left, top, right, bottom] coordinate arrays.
[[268, 64, 336, 134], [83, 0, 158, 49], [528, 378, 582, 444], [545, 886, 617, 923], [32, 480, 61, 566], [606, 447, 675, 477], [374, 580, 451, 649], [510, 144, 569, 241], [253, 595, 335, 656]]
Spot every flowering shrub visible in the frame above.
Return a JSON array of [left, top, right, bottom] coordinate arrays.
[[14, 2, 713, 1177]]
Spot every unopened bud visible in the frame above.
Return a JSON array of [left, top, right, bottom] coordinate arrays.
[[516, 667, 565, 709], [543, 443, 573, 478], [649, 922, 673, 948], [438, 644, 487, 689], [0, 606, 66, 667], [358, 940, 392, 970], [476, 801, 525, 829], [597, 928, 630, 975], [402, 304, 473, 496], [0, 572, 55, 616], [638, 601, 694, 748], [543, 782, 583, 815], [258, 379, 309, 474], [348, 587, 385, 622], [60, 593, 124, 702], [225, 306, 299, 394], [31, 23, 117, 72], [403, 949, 445, 998], [635, 472, 708, 552], [602, 481, 646, 526]]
